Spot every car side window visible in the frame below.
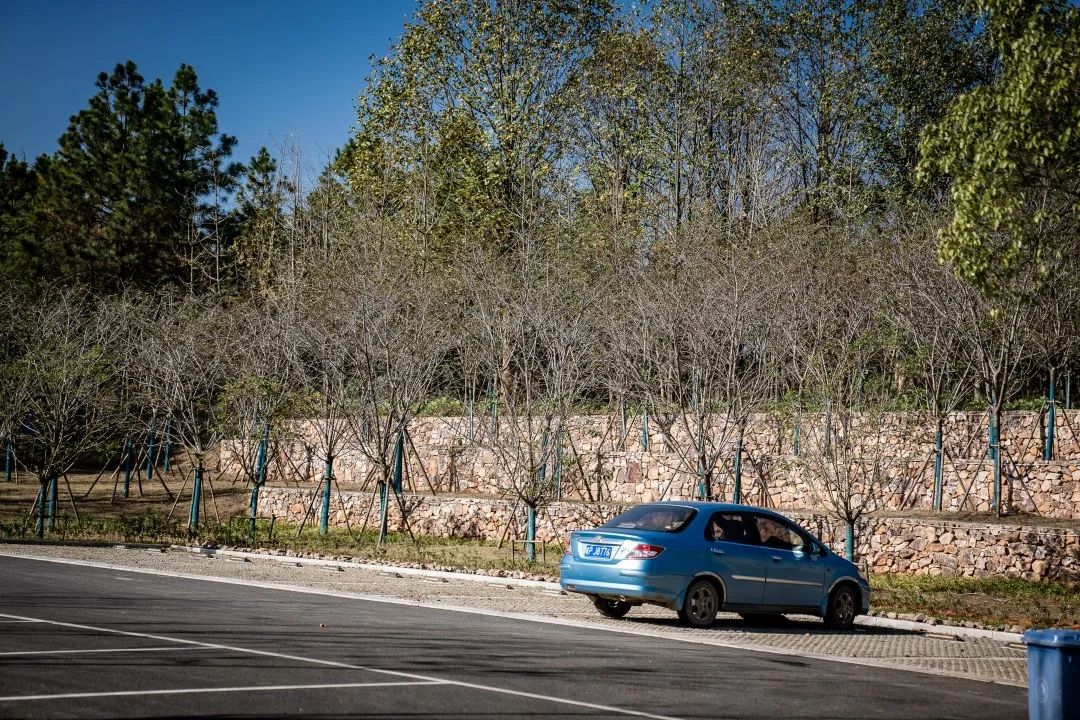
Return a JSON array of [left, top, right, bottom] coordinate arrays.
[[752, 515, 807, 552], [705, 512, 754, 545]]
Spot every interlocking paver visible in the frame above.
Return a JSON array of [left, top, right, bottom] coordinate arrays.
[[0, 544, 1029, 687]]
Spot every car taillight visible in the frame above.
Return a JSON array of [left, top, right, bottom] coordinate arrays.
[[624, 543, 664, 559], [563, 535, 573, 556]]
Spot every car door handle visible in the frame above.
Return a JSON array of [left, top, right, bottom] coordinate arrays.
[[710, 547, 725, 555], [771, 556, 782, 562]]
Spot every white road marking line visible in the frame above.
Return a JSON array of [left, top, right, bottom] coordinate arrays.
[[0, 613, 683, 720], [0, 646, 202, 657], [0, 681, 444, 703], [0, 552, 1027, 690]]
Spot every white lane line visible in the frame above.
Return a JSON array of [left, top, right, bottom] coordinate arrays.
[[0, 552, 1027, 689], [0, 646, 203, 657], [0, 681, 444, 703], [0, 613, 682, 720]]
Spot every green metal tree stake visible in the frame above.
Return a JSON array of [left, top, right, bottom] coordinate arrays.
[[190, 463, 203, 529], [3, 439, 12, 483], [162, 419, 172, 472], [47, 475, 58, 531], [526, 505, 537, 562], [145, 429, 157, 486], [1044, 374, 1056, 461], [250, 424, 269, 540], [933, 429, 944, 511], [320, 456, 333, 535], [36, 483, 45, 538], [989, 406, 1001, 512], [793, 414, 800, 457], [845, 522, 855, 562], [393, 429, 404, 494], [640, 411, 649, 451], [122, 441, 132, 498], [553, 428, 563, 501], [732, 437, 743, 504]]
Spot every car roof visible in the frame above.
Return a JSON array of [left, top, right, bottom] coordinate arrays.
[[640, 501, 783, 515]]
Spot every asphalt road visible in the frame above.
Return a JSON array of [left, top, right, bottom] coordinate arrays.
[[0, 555, 1026, 719]]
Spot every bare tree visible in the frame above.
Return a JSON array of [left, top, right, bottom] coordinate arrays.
[[466, 248, 599, 559], [618, 229, 774, 503], [336, 244, 452, 543], [886, 210, 978, 510], [132, 293, 241, 528], [11, 287, 123, 536]]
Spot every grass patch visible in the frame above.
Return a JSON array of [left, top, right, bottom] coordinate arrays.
[[870, 573, 1079, 630]]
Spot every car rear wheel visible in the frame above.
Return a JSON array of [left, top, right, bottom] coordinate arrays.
[[591, 597, 632, 619], [824, 584, 858, 629], [680, 579, 720, 628]]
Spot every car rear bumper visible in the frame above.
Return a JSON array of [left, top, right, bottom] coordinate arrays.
[[559, 559, 682, 607]]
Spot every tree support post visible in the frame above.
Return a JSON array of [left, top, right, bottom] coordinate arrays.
[[619, 399, 627, 444], [393, 429, 404, 494], [122, 441, 132, 498], [553, 429, 563, 500], [526, 505, 537, 562], [47, 475, 58, 531], [640, 411, 649, 451], [320, 456, 333, 535], [1045, 373, 1056, 461], [190, 463, 204, 529], [3, 440, 12, 483], [989, 407, 1001, 513], [162, 419, 172, 472], [933, 429, 944, 512], [36, 483, 45, 538], [145, 430, 157, 488], [250, 424, 268, 540], [732, 437, 743, 504], [1066, 370, 1072, 410], [845, 521, 855, 562], [488, 378, 498, 439], [793, 414, 800, 457]]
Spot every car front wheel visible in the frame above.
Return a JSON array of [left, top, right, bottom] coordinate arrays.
[[680, 579, 720, 628], [825, 584, 858, 629], [591, 596, 632, 619]]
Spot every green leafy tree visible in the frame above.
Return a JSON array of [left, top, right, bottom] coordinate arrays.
[[345, 0, 613, 260], [234, 147, 289, 293], [918, 0, 1080, 293], [0, 144, 39, 282], [16, 61, 241, 291], [862, 0, 992, 193]]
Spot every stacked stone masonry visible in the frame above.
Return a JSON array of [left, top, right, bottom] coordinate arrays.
[[257, 488, 1080, 583], [238, 411, 1080, 518]]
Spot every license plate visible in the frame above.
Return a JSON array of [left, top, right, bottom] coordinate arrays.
[[584, 544, 613, 559]]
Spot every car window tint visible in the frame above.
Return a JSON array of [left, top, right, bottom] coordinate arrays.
[[705, 512, 754, 545], [603, 505, 696, 533], [753, 515, 806, 552]]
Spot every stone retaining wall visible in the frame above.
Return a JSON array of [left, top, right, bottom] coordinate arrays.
[[258, 488, 1080, 583], [235, 411, 1080, 518]]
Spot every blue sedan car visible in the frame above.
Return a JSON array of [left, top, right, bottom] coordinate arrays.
[[559, 502, 870, 629]]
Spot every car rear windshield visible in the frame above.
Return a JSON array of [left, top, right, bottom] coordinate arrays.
[[603, 505, 697, 533]]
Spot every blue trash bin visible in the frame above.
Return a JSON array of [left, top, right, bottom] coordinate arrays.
[[1024, 628, 1080, 720]]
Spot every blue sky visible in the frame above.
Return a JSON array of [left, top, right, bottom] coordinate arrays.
[[0, 0, 418, 168]]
